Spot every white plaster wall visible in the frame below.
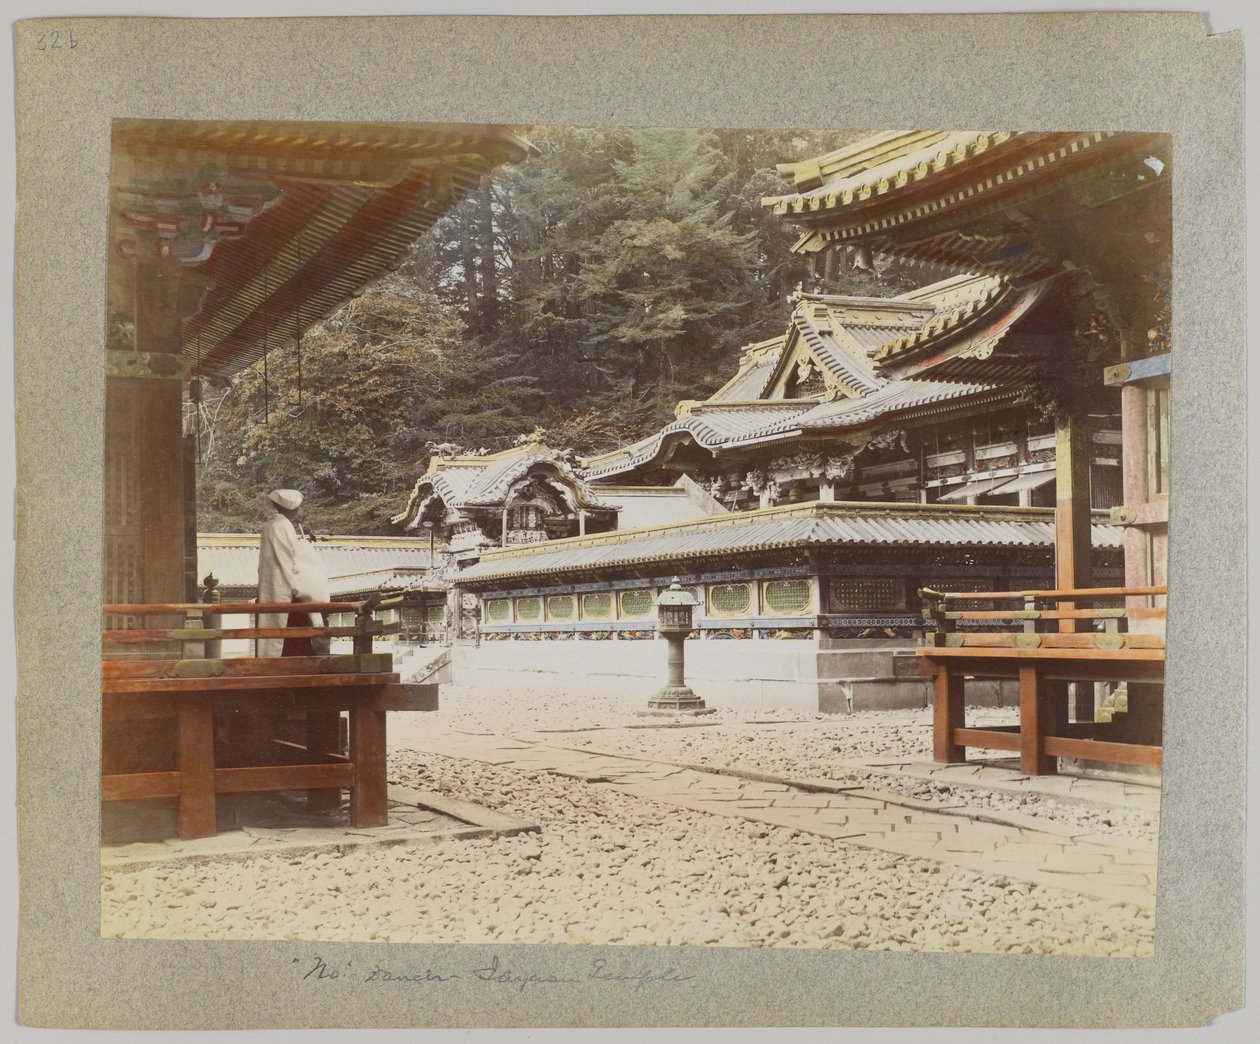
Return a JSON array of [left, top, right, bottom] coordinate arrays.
[[453, 638, 823, 713]]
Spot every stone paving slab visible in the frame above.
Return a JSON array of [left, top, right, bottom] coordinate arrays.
[[395, 726, 1158, 911], [102, 796, 488, 871], [101, 784, 542, 871], [389, 785, 540, 837], [865, 759, 1161, 814]]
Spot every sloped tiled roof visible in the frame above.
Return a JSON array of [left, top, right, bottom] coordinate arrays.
[[764, 132, 1015, 215], [791, 381, 1018, 431], [761, 130, 1165, 276], [459, 502, 1122, 584], [762, 131, 1132, 225], [790, 308, 881, 394], [579, 270, 1038, 482], [707, 342, 783, 402], [582, 403, 816, 480], [394, 444, 615, 528], [460, 449, 615, 510]]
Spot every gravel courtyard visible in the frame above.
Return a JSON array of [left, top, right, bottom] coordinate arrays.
[[100, 680, 1160, 956]]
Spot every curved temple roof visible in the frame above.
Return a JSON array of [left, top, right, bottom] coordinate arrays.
[[582, 272, 1036, 481], [393, 444, 618, 530], [458, 501, 1122, 585], [762, 130, 1168, 267]]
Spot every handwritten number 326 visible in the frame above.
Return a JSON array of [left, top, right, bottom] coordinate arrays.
[[36, 30, 78, 51]]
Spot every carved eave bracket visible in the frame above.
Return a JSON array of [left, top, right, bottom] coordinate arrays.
[[112, 162, 282, 267]]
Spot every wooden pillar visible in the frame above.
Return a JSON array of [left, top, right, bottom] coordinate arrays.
[[181, 432, 199, 602], [105, 376, 188, 607], [1121, 384, 1153, 599], [349, 695, 388, 827], [176, 698, 217, 839], [1054, 414, 1092, 630], [1018, 665, 1056, 776], [140, 379, 187, 604], [306, 712, 343, 812], [932, 669, 966, 764]]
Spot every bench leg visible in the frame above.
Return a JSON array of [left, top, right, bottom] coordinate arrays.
[[177, 699, 218, 839], [1018, 665, 1056, 775], [305, 711, 343, 812], [932, 669, 967, 764], [349, 696, 388, 828]]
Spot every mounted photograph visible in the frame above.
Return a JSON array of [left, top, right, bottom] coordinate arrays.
[[99, 119, 1170, 957]]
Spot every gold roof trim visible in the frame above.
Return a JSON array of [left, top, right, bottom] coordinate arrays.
[[764, 131, 1015, 214], [777, 133, 1136, 250], [475, 499, 1061, 563], [873, 280, 1008, 363]]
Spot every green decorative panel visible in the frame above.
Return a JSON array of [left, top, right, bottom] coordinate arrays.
[[710, 582, 752, 616], [764, 579, 811, 615], [546, 594, 575, 621], [484, 599, 511, 622], [829, 577, 906, 611], [426, 604, 447, 624], [619, 590, 654, 619], [581, 592, 612, 620], [516, 597, 542, 622]]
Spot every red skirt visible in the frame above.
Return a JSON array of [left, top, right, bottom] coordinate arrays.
[[282, 611, 313, 656]]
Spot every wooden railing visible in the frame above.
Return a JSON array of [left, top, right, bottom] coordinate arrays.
[[919, 585, 1166, 653], [916, 585, 1166, 775], [102, 592, 402, 656], [101, 592, 428, 840]]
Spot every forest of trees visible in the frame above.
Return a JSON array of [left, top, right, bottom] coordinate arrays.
[[196, 126, 921, 534]]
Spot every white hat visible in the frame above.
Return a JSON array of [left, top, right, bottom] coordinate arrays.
[[268, 489, 303, 511]]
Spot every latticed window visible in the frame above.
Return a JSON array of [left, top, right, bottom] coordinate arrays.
[[581, 592, 612, 620], [546, 594, 575, 621], [484, 599, 511, 623], [764, 579, 811, 615], [710, 582, 752, 616], [516, 596, 542, 621], [619, 589, 654, 619], [926, 579, 992, 611], [829, 577, 906, 611], [426, 604, 447, 624], [402, 607, 424, 628]]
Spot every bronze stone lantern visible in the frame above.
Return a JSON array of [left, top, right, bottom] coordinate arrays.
[[648, 579, 708, 712]]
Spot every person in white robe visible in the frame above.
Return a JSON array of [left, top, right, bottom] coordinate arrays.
[[256, 488, 330, 656]]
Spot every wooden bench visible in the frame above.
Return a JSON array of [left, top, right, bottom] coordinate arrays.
[[916, 585, 1166, 775], [102, 592, 428, 840]]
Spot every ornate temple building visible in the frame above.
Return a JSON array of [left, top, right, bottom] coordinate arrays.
[[761, 130, 1171, 600], [581, 272, 1122, 513], [408, 129, 1169, 719], [392, 439, 624, 554], [431, 272, 1126, 711]]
